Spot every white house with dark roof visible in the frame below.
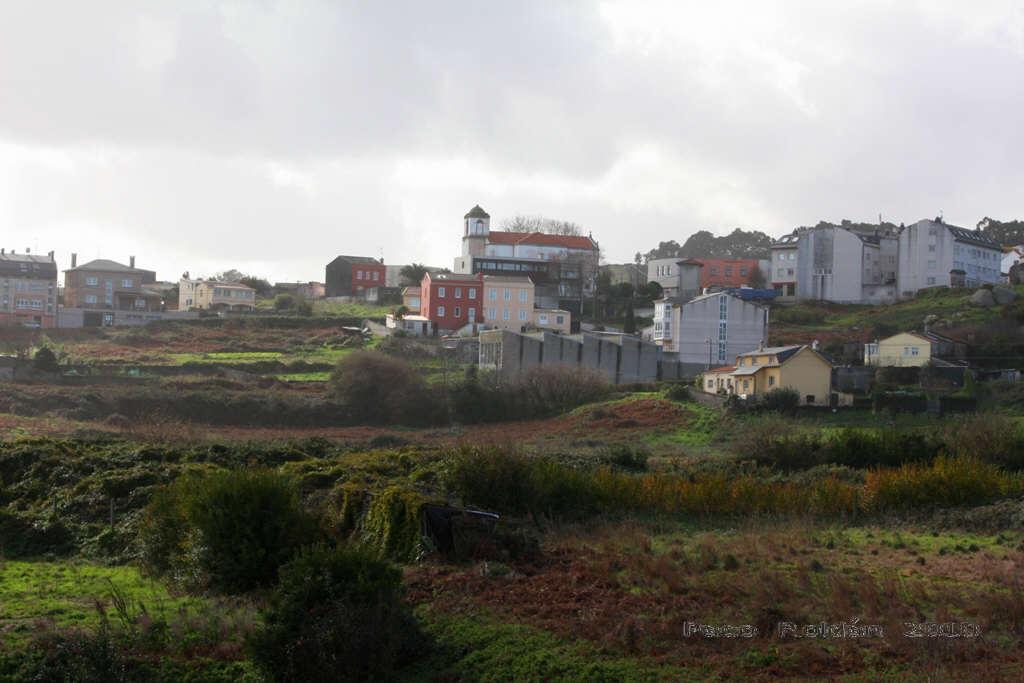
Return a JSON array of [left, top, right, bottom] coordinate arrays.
[[897, 218, 1003, 296], [795, 225, 898, 304]]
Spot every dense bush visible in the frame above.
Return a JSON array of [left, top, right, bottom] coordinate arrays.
[[663, 382, 693, 403], [247, 545, 425, 682], [33, 346, 60, 373], [759, 387, 800, 414], [738, 425, 942, 470], [330, 351, 441, 425], [450, 366, 610, 423], [942, 413, 1024, 470], [139, 469, 319, 593]]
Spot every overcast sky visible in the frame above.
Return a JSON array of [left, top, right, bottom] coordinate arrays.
[[2, 1, 1023, 282]]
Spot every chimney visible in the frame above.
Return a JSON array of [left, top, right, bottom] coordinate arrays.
[[130, 255, 136, 268], [1, 248, 4, 255], [757, 339, 764, 351], [811, 339, 820, 351], [26, 247, 30, 254], [48, 251, 54, 261], [71, 253, 77, 268]]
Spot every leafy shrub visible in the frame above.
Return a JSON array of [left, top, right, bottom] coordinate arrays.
[[450, 367, 610, 423], [942, 413, 1024, 470], [138, 469, 318, 593], [33, 346, 59, 373], [600, 444, 649, 472], [273, 293, 296, 310], [0, 510, 75, 558], [663, 383, 693, 403], [360, 487, 430, 562], [330, 351, 441, 425], [247, 545, 426, 682], [759, 387, 800, 414]]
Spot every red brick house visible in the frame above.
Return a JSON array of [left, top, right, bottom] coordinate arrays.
[[325, 255, 386, 299], [697, 259, 761, 289], [420, 272, 482, 334]]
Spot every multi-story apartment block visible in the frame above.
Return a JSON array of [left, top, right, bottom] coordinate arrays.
[[795, 226, 897, 304], [653, 291, 768, 368], [63, 255, 162, 313], [897, 218, 1002, 296], [0, 249, 58, 328], [770, 233, 799, 297], [325, 255, 386, 299], [482, 275, 535, 332], [452, 205, 600, 314], [178, 276, 256, 311], [420, 272, 482, 334]]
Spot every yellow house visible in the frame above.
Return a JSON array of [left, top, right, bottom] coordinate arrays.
[[863, 332, 931, 367], [725, 344, 833, 406]]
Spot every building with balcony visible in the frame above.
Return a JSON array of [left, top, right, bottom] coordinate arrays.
[[451, 205, 600, 315], [653, 291, 768, 368], [0, 249, 58, 328]]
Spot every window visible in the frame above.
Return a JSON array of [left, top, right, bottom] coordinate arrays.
[[454, 306, 461, 317], [740, 267, 748, 276], [768, 375, 775, 387], [487, 308, 495, 319], [455, 287, 462, 298], [719, 295, 728, 320], [556, 315, 564, 324], [710, 266, 718, 275], [927, 260, 937, 270], [742, 380, 749, 391], [539, 314, 548, 324], [85, 294, 98, 304], [503, 288, 511, 301], [357, 271, 364, 280], [519, 309, 527, 321], [502, 308, 510, 321], [85, 276, 98, 286], [489, 289, 497, 301], [371, 271, 379, 281], [437, 305, 445, 317], [519, 289, 528, 303], [725, 267, 733, 277], [134, 298, 146, 309], [469, 288, 477, 299], [928, 245, 936, 252], [438, 287, 446, 298], [926, 277, 936, 285]]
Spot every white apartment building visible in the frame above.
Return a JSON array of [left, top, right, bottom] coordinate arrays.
[[653, 292, 768, 367], [770, 233, 799, 297], [897, 218, 1002, 296], [796, 226, 897, 304]]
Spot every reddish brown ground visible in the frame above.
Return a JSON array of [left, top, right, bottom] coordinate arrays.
[[0, 396, 690, 449], [405, 525, 1024, 679]]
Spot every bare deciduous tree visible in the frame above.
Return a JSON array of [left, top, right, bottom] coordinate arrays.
[[499, 214, 583, 236]]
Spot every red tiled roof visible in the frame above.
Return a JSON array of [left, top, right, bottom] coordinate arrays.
[[487, 231, 597, 250], [706, 365, 736, 374]]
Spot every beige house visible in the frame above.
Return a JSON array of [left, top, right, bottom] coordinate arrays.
[[863, 332, 931, 367], [707, 344, 833, 406], [482, 275, 535, 332], [533, 308, 571, 334], [179, 276, 256, 311], [701, 365, 737, 395]]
